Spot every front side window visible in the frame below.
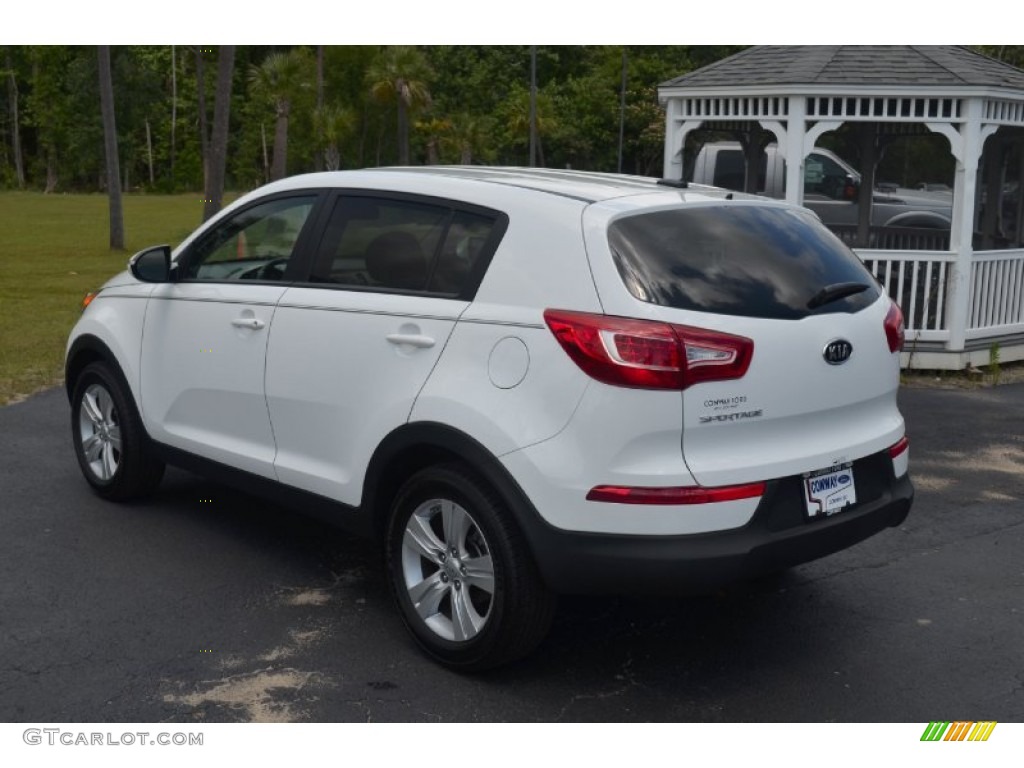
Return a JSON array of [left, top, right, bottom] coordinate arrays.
[[182, 196, 317, 281], [804, 153, 853, 200], [310, 197, 500, 296]]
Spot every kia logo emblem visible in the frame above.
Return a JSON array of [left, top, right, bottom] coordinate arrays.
[[823, 339, 853, 365]]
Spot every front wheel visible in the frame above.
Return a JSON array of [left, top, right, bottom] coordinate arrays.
[[71, 362, 164, 500], [386, 464, 555, 671]]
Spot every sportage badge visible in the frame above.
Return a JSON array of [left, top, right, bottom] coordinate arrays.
[[823, 339, 853, 365]]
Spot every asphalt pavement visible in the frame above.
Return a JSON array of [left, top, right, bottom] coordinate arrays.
[[1, 383, 1021, 722]]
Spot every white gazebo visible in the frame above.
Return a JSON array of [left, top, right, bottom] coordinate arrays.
[[659, 46, 1024, 369]]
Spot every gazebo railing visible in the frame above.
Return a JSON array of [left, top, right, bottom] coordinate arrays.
[[854, 249, 954, 341], [851, 248, 1024, 344], [967, 249, 1024, 337]]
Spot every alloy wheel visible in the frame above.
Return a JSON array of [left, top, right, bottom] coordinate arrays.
[[78, 383, 121, 482], [399, 499, 495, 642]]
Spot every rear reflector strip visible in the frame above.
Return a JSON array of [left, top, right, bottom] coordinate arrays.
[[586, 482, 766, 505], [889, 436, 909, 459]]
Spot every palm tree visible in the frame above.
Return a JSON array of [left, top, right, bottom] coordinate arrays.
[[415, 117, 451, 165], [445, 113, 495, 165], [500, 85, 556, 167], [250, 48, 314, 181], [314, 104, 355, 171], [367, 46, 432, 165]]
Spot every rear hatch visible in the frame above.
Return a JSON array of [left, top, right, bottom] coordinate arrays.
[[583, 200, 905, 488]]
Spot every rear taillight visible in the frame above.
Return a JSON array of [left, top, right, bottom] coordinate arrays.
[[884, 301, 905, 353], [544, 309, 753, 390], [889, 436, 909, 459], [587, 481, 766, 505]]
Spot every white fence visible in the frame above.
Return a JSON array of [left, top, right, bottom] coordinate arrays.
[[856, 250, 955, 342], [853, 247, 1024, 358], [967, 249, 1024, 338]]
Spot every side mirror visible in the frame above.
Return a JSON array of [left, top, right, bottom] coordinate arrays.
[[842, 175, 860, 201], [128, 245, 173, 283]]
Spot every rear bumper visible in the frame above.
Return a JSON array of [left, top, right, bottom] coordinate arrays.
[[520, 457, 913, 595]]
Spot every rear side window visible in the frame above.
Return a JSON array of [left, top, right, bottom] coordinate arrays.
[[608, 205, 880, 320], [309, 196, 504, 297]]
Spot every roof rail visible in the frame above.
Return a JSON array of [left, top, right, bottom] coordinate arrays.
[[656, 178, 688, 189]]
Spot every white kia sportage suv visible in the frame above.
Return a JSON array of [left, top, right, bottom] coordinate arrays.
[[66, 167, 913, 670]]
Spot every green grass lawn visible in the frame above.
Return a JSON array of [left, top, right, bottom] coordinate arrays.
[[0, 192, 227, 405]]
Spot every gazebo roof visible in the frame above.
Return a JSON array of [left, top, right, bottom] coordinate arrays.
[[661, 46, 1024, 91]]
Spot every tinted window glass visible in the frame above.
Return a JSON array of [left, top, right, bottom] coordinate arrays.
[[427, 211, 494, 294], [804, 153, 852, 200], [183, 196, 316, 281], [608, 205, 880, 320], [711, 149, 767, 193], [311, 198, 447, 291], [310, 198, 499, 296]]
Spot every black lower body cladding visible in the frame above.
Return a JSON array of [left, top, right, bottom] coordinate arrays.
[[517, 448, 914, 595]]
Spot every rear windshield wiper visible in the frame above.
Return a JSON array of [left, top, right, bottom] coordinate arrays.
[[807, 282, 870, 310]]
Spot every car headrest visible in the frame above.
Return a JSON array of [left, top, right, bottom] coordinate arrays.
[[365, 231, 428, 290]]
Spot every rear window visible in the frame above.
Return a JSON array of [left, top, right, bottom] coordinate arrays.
[[608, 205, 880, 320]]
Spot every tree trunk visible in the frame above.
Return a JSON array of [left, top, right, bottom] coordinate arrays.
[[325, 144, 340, 171], [397, 79, 409, 165], [145, 119, 154, 185], [98, 45, 124, 250], [44, 147, 57, 193], [195, 47, 209, 196], [529, 46, 537, 167], [314, 45, 324, 172], [6, 49, 24, 188], [261, 122, 269, 183], [170, 45, 176, 183], [203, 45, 234, 222], [617, 48, 627, 174], [856, 123, 876, 249], [271, 101, 289, 181]]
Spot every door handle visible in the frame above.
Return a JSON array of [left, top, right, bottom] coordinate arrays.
[[386, 333, 435, 349], [231, 317, 266, 330]]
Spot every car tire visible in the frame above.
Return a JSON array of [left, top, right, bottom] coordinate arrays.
[[71, 361, 165, 501], [386, 463, 556, 671]]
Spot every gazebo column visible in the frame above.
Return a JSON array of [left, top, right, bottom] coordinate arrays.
[[663, 98, 703, 181], [783, 97, 807, 206], [928, 99, 997, 353]]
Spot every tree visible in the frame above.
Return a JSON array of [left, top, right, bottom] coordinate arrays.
[[195, 47, 209, 189], [367, 46, 432, 165], [314, 104, 354, 171], [250, 48, 314, 181], [497, 83, 557, 167], [203, 45, 235, 221], [98, 46, 123, 249], [4, 47, 24, 188], [446, 113, 494, 165]]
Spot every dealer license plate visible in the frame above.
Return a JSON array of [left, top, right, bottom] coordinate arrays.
[[804, 463, 856, 518]]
